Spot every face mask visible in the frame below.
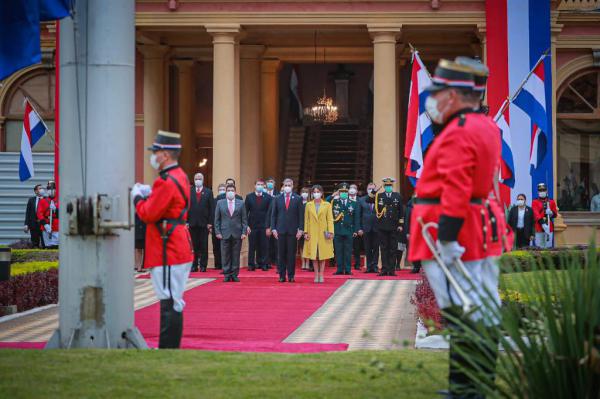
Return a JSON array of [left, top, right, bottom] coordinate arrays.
[[301, 192, 308, 200], [313, 192, 322, 200], [256, 185, 264, 193], [150, 153, 160, 170], [368, 188, 375, 194], [516, 200, 525, 207], [266, 182, 274, 190], [218, 189, 226, 196], [283, 186, 292, 194], [349, 188, 357, 195], [539, 191, 547, 198], [38, 189, 46, 197], [340, 192, 349, 199], [226, 191, 235, 200], [48, 189, 56, 197], [194, 180, 203, 188], [384, 186, 393, 193], [425, 92, 451, 124]]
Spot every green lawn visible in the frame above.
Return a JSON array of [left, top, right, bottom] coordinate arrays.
[[0, 349, 447, 398]]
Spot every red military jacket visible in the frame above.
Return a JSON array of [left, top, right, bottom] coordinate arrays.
[[409, 110, 503, 262], [135, 164, 194, 268], [532, 198, 558, 233], [37, 197, 59, 232]]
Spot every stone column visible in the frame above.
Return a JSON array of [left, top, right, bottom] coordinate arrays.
[[240, 46, 264, 196], [173, 59, 195, 179], [260, 59, 281, 182], [369, 25, 401, 191], [207, 24, 241, 187], [138, 44, 168, 184]]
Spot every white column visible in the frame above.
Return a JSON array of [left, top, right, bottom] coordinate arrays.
[[369, 25, 401, 191], [207, 24, 241, 187]]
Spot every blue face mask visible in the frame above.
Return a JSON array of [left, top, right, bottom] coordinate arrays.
[[266, 182, 274, 190], [384, 186, 393, 193], [340, 192, 349, 200]]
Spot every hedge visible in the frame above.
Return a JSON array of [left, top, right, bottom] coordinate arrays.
[[11, 261, 58, 276], [10, 249, 59, 264], [499, 248, 598, 272], [0, 268, 58, 312]]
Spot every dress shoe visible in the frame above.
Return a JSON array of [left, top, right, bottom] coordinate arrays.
[[411, 266, 421, 274], [353, 266, 360, 270], [248, 266, 255, 271], [333, 272, 343, 275], [224, 276, 231, 282], [288, 278, 295, 283], [388, 272, 397, 277], [279, 277, 286, 283], [232, 276, 240, 282], [261, 266, 268, 271], [377, 272, 387, 276], [346, 272, 353, 275], [200, 267, 207, 272], [191, 266, 199, 272]]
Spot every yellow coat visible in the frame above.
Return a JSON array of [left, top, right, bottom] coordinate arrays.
[[302, 200, 335, 260]]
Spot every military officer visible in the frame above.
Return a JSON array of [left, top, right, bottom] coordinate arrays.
[[409, 58, 511, 397], [36, 180, 59, 248], [332, 183, 360, 275], [366, 177, 403, 276], [133, 130, 194, 349], [532, 182, 557, 248]]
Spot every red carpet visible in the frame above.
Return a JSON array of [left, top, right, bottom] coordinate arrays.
[[135, 273, 348, 353]]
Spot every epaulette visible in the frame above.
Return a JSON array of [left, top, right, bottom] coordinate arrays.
[[458, 114, 467, 127]]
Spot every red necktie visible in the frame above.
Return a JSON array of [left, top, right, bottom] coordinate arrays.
[[196, 189, 202, 202], [285, 194, 290, 210], [257, 195, 262, 205]]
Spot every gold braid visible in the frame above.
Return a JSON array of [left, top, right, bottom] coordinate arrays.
[[333, 211, 344, 222], [374, 191, 387, 219]]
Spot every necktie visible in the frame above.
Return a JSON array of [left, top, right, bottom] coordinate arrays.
[[196, 189, 202, 203], [257, 195, 262, 205], [228, 200, 234, 217], [285, 194, 290, 210]]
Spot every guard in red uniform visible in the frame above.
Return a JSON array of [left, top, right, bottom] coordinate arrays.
[[37, 180, 59, 248], [532, 182, 557, 248], [409, 58, 509, 398], [133, 130, 193, 349]]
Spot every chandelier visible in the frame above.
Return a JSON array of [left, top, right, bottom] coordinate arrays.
[[304, 31, 339, 124], [305, 89, 338, 124]]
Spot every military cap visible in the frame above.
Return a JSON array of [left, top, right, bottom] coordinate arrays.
[[338, 182, 349, 192], [455, 56, 489, 92], [537, 182, 548, 191], [382, 177, 396, 185], [426, 59, 475, 93], [147, 130, 182, 151]]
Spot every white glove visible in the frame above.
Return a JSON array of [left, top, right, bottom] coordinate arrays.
[[132, 183, 151, 199], [49, 201, 56, 210], [545, 207, 553, 216], [139, 184, 152, 198], [436, 240, 465, 265], [542, 223, 550, 235], [44, 224, 51, 234]]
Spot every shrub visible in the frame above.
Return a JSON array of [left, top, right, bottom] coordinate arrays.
[[10, 249, 59, 264], [8, 239, 35, 249], [499, 247, 595, 272], [410, 275, 443, 331], [11, 261, 58, 276], [0, 269, 58, 312]]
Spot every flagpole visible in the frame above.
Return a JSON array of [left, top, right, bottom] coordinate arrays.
[[494, 48, 550, 122], [23, 96, 58, 148]]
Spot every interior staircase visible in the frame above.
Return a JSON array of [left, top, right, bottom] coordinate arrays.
[[298, 124, 372, 194]]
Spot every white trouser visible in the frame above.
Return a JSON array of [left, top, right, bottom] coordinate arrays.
[[150, 262, 192, 312], [535, 232, 553, 248], [42, 231, 59, 247], [423, 257, 501, 325]]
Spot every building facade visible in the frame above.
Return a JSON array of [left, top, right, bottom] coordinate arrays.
[[0, 0, 599, 245]]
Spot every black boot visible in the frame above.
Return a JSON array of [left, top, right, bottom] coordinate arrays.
[[411, 261, 421, 274], [158, 299, 183, 349]]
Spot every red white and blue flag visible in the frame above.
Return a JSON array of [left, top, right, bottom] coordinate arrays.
[[404, 51, 434, 186], [494, 107, 515, 189], [486, 0, 553, 203], [19, 99, 48, 181]]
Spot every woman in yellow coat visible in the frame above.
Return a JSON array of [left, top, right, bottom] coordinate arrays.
[[302, 185, 335, 283]]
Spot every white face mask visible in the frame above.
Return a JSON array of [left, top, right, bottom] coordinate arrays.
[[368, 187, 375, 194], [38, 189, 46, 197], [349, 188, 357, 195], [226, 191, 235, 200], [194, 180, 203, 188], [283, 186, 292, 194], [256, 185, 264, 193], [425, 93, 451, 124], [301, 192, 308, 200], [516, 199, 525, 207], [150, 153, 160, 170], [539, 191, 547, 198], [48, 189, 56, 198], [218, 189, 226, 196], [313, 192, 322, 200]]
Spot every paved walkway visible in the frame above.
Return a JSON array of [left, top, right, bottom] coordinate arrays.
[[0, 278, 212, 343], [284, 280, 417, 350]]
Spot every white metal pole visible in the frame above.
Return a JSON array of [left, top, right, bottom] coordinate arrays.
[[46, 0, 146, 349]]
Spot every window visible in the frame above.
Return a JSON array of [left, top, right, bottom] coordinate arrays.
[[557, 69, 600, 212]]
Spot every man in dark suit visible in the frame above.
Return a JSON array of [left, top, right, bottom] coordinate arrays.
[[366, 177, 403, 276], [264, 177, 278, 268], [358, 182, 379, 273], [270, 178, 304, 283], [188, 173, 215, 272], [214, 184, 248, 282], [245, 179, 272, 271], [507, 193, 534, 248], [23, 184, 44, 248], [348, 183, 363, 270], [213, 179, 243, 271]]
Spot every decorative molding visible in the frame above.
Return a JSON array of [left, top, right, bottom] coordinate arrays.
[[136, 44, 169, 59], [556, 35, 600, 48], [263, 46, 373, 63], [556, 53, 594, 88], [557, 0, 600, 11]]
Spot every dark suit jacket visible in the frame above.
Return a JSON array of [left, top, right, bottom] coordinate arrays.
[[215, 193, 243, 202], [359, 195, 378, 233], [270, 192, 304, 234], [265, 192, 278, 228], [507, 205, 534, 238], [188, 187, 215, 227], [24, 196, 41, 228], [245, 192, 272, 230]]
